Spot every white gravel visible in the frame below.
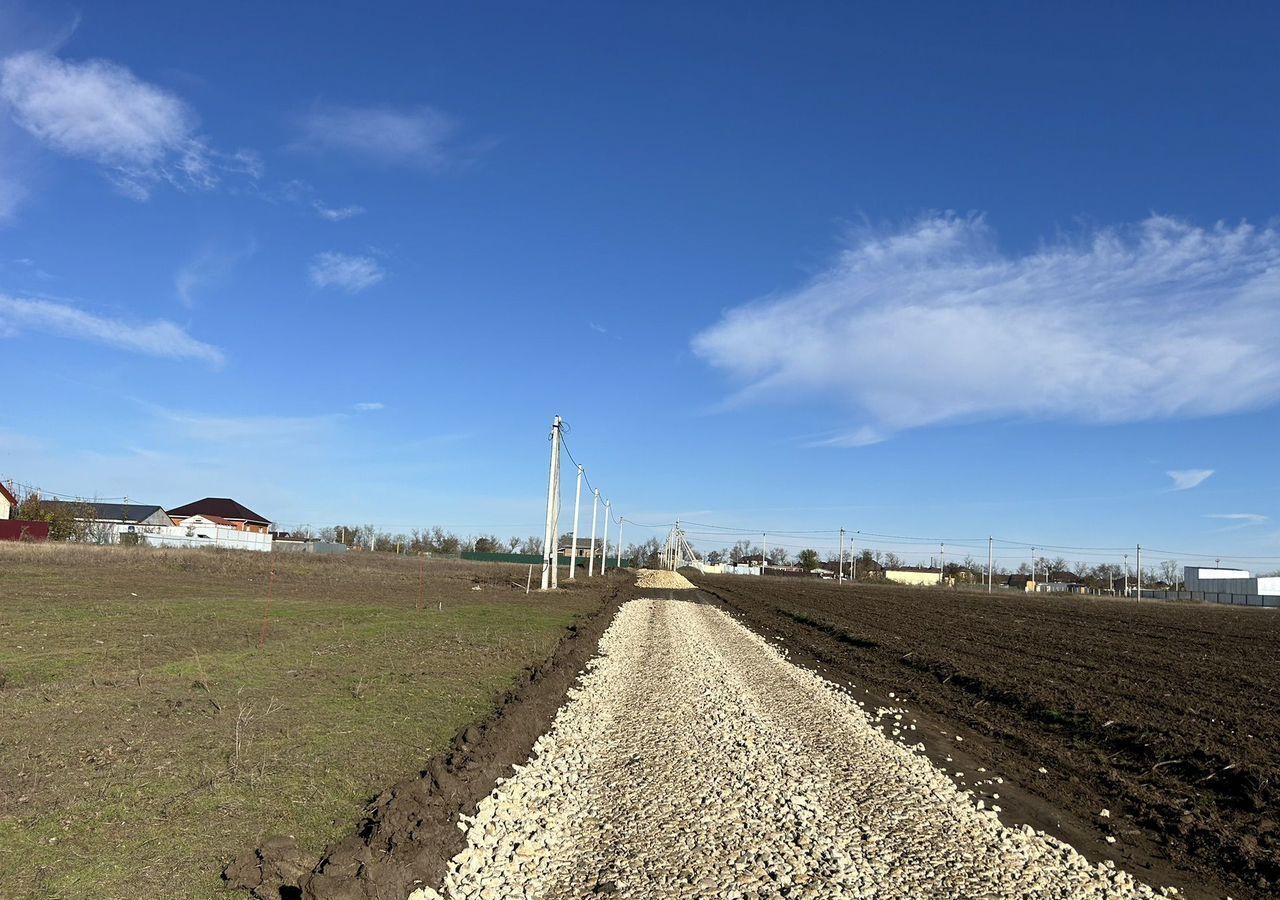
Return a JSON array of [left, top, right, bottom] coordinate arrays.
[[634, 568, 698, 590], [413, 597, 1173, 899]]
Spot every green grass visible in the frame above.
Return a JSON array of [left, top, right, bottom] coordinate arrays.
[[0, 544, 610, 899]]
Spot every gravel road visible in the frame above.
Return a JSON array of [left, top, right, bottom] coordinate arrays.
[[413, 595, 1175, 899]]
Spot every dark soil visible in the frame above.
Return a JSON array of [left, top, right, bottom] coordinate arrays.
[[693, 574, 1280, 900], [224, 574, 639, 900]]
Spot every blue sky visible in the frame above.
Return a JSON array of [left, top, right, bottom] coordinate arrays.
[[2, 1, 1280, 570]]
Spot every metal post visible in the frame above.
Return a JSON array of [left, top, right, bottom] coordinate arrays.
[[987, 536, 993, 593], [1136, 544, 1142, 601], [601, 500, 610, 575], [569, 465, 583, 579], [616, 517, 624, 569], [588, 489, 600, 577], [540, 415, 562, 590], [839, 528, 846, 584]]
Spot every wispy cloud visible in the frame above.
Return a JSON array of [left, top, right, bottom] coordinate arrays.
[[0, 50, 259, 199], [693, 214, 1280, 443], [353, 401, 384, 411], [154, 408, 339, 443], [1167, 469, 1214, 491], [309, 251, 384, 293], [0, 293, 224, 365], [313, 200, 365, 221], [293, 102, 456, 168], [1206, 512, 1267, 524], [174, 241, 255, 308]]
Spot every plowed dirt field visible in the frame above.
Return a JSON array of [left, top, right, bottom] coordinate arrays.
[[692, 574, 1280, 900]]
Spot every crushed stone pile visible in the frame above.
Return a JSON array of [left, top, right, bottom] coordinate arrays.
[[412, 597, 1175, 899], [633, 568, 698, 590]]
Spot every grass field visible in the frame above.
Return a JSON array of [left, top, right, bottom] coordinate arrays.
[[0, 544, 611, 900]]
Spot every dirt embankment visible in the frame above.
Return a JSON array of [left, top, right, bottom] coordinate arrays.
[[224, 577, 638, 900], [693, 575, 1280, 900]]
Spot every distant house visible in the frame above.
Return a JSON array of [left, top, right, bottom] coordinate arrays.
[[40, 500, 174, 528], [168, 498, 272, 534], [1003, 574, 1036, 592], [558, 539, 601, 559], [853, 557, 884, 579], [740, 554, 767, 566], [884, 566, 943, 587], [0, 482, 14, 520], [1038, 570, 1084, 593]]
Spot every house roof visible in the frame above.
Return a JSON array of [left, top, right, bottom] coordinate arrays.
[[168, 497, 271, 525], [0, 482, 15, 506], [40, 500, 168, 522], [885, 565, 942, 574]]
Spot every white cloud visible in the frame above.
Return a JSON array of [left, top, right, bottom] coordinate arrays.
[[154, 408, 339, 443], [1167, 469, 1214, 491], [293, 102, 455, 168], [0, 294, 224, 365], [174, 241, 255, 308], [1206, 513, 1267, 523], [353, 401, 384, 411], [0, 50, 259, 199], [308, 252, 384, 293], [693, 214, 1280, 443], [313, 200, 365, 221]]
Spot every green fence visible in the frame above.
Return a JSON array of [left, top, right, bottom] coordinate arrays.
[[460, 551, 631, 569]]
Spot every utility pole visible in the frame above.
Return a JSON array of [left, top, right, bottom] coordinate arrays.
[[940, 542, 945, 587], [569, 464, 583, 579], [1031, 547, 1036, 591], [1124, 553, 1129, 596], [839, 528, 846, 584], [762, 533, 767, 576], [987, 537, 993, 593], [616, 517, 624, 569], [540, 415, 562, 590], [588, 489, 600, 577], [1136, 544, 1142, 602], [601, 500, 610, 575]]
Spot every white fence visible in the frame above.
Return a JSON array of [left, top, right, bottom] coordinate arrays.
[[1139, 589, 1279, 609], [112, 523, 272, 552]]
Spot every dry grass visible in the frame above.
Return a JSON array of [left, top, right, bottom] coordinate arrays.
[[0, 543, 610, 899]]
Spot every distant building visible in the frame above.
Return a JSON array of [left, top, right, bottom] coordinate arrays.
[[558, 539, 602, 559], [168, 498, 272, 534], [39, 500, 174, 528], [1184, 566, 1280, 597], [0, 482, 14, 520], [884, 566, 943, 587], [1037, 570, 1085, 593]]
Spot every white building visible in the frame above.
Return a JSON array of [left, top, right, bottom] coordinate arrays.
[[1184, 567, 1280, 597]]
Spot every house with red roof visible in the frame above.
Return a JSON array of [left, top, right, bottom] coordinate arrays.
[[167, 498, 273, 534]]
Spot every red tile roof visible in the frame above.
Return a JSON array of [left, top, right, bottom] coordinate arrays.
[[168, 497, 271, 525]]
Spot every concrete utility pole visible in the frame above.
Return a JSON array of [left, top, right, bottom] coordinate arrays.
[[588, 489, 600, 578], [987, 537, 993, 593], [1136, 544, 1142, 602], [762, 534, 767, 575], [839, 528, 846, 584], [569, 464, 583, 579], [939, 542, 945, 586], [601, 500, 611, 576], [540, 415, 562, 590], [616, 517, 624, 569], [1124, 553, 1129, 596]]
